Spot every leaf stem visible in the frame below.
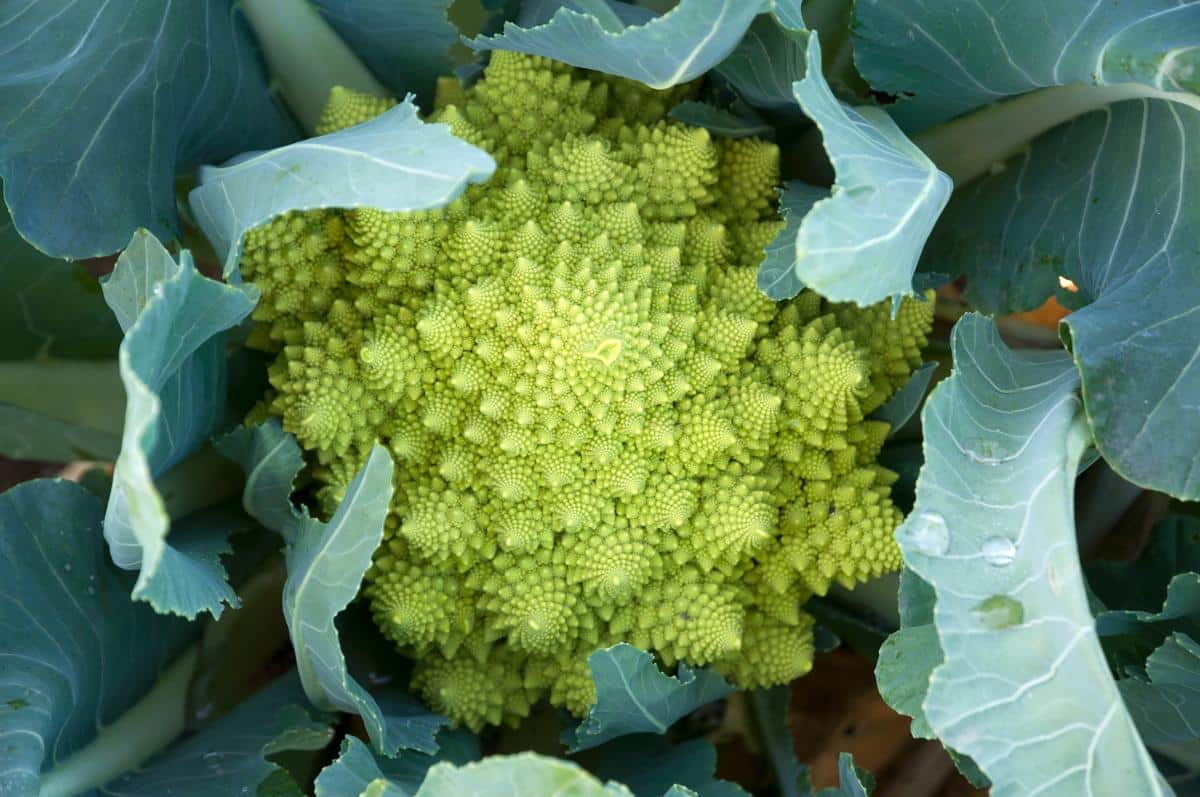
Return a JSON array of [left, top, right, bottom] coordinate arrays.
[[38, 646, 199, 797], [913, 83, 1200, 187], [239, 0, 389, 133]]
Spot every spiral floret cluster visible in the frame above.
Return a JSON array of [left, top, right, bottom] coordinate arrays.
[[240, 52, 934, 730]]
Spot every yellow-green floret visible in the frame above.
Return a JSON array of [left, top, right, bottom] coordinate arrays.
[[239, 52, 934, 731]]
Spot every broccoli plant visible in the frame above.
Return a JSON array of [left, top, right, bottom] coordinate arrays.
[[0, 1, 1196, 796]]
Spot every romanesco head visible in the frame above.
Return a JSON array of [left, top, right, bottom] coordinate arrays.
[[240, 51, 934, 731]]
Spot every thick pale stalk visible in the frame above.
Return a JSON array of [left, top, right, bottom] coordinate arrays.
[[914, 82, 1200, 187], [38, 647, 199, 797], [239, 0, 388, 133]]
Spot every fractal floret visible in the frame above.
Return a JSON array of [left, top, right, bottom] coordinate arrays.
[[239, 52, 934, 730]]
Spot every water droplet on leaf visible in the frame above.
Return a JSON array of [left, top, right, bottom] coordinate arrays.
[[981, 536, 1016, 567], [907, 511, 949, 556], [972, 595, 1024, 630], [964, 436, 1016, 464]]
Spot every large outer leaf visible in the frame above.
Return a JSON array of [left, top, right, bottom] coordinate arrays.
[[0, 201, 121, 360], [308, 0, 456, 110], [564, 644, 734, 753], [0, 0, 296, 259], [712, 0, 809, 115], [101, 231, 255, 617], [923, 99, 1200, 499], [0, 360, 124, 462], [468, 0, 769, 89], [898, 314, 1166, 795], [586, 735, 748, 797], [98, 674, 332, 796], [282, 445, 400, 753], [0, 479, 192, 797], [188, 98, 495, 278], [853, 0, 1200, 130], [757, 36, 951, 305], [1120, 633, 1200, 747]]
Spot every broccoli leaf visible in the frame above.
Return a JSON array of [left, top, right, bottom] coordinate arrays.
[[99, 230, 255, 618], [668, 102, 775, 138], [814, 753, 875, 797], [870, 361, 937, 437], [315, 729, 482, 797], [282, 444, 406, 754], [747, 686, 808, 797], [188, 98, 495, 279], [98, 673, 333, 796], [564, 643, 734, 753], [0, 479, 193, 797], [712, 0, 809, 116], [924, 99, 1200, 500], [0, 200, 122, 360], [897, 314, 1166, 793], [308, 0, 457, 110], [215, 419, 306, 542], [757, 36, 951, 305], [0, 0, 296, 259], [874, 624, 940, 739], [0, 360, 124, 462], [586, 735, 748, 797], [853, 0, 1200, 131], [468, 0, 769, 89], [416, 753, 633, 796], [1119, 633, 1200, 747]]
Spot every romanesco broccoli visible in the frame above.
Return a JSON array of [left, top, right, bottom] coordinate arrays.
[[239, 51, 933, 730]]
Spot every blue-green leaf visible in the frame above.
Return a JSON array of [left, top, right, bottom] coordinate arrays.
[[188, 98, 495, 278], [308, 1, 456, 110], [897, 314, 1166, 793], [215, 419, 306, 542], [468, 0, 769, 89], [416, 753, 633, 796], [1120, 633, 1200, 747], [870, 361, 937, 436], [874, 625, 939, 739], [99, 674, 333, 796], [0, 360, 124, 462], [815, 753, 875, 797], [747, 687, 807, 797], [924, 99, 1200, 500], [316, 737, 409, 797], [315, 728, 482, 797], [587, 735, 749, 797], [283, 444, 400, 754], [100, 231, 255, 618], [758, 36, 952, 304], [0, 1, 296, 259], [668, 102, 775, 138], [755, 181, 824, 299], [0, 479, 193, 797], [0, 200, 122, 360], [564, 643, 734, 753], [1090, 515, 1200, 644], [713, 1, 809, 115], [853, 0, 1200, 131]]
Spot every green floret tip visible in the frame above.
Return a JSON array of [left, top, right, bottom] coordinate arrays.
[[239, 51, 935, 732]]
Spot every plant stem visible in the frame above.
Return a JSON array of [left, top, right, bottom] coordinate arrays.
[[38, 646, 199, 797], [914, 82, 1200, 187], [239, 0, 389, 133]]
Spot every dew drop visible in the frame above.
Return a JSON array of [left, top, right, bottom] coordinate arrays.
[[964, 436, 1017, 465], [907, 511, 949, 556], [151, 283, 163, 297], [981, 536, 1016, 567], [202, 752, 223, 763], [195, 702, 215, 721], [972, 595, 1024, 630], [62, 562, 72, 573]]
